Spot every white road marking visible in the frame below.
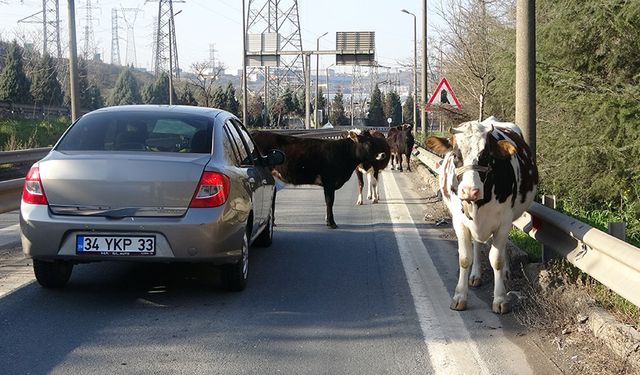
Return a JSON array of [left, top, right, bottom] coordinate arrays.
[[382, 171, 493, 375]]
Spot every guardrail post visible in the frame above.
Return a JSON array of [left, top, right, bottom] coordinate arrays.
[[608, 222, 626, 241], [541, 195, 558, 263]]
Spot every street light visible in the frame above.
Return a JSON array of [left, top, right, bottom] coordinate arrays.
[[325, 63, 335, 123], [401, 9, 417, 134], [315, 32, 328, 128]]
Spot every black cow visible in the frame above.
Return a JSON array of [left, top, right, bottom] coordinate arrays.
[[354, 129, 390, 205], [251, 130, 387, 228], [387, 124, 414, 172]]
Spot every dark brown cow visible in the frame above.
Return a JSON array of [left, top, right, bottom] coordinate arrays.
[[354, 129, 390, 205], [251, 130, 387, 228], [387, 124, 415, 172]]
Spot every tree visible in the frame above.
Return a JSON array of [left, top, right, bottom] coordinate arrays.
[[178, 84, 198, 106], [317, 86, 327, 124], [142, 73, 175, 104], [108, 66, 141, 106], [403, 93, 415, 125], [435, 0, 508, 120], [367, 84, 384, 126], [189, 60, 225, 107], [224, 82, 239, 116], [65, 58, 103, 110], [270, 87, 295, 127], [30, 53, 63, 106], [386, 91, 402, 126], [0, 41, 31, 104], [246, 93, 265, 128], [329, 89, 348, 126]]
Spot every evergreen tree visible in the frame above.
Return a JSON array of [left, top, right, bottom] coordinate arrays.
[[211, 85, 226, 109], [367, 84, 384, 126], [292, 90, 305, 117], [387, 91, 402, 126], [109, 66, 141, 106], [179, 84, 198, 106], [64, 58, 103, 110], [142, 73, 173, 104], [84, 82, 104, 110], [224, 82, 239, 116], [329, 89, 348, 125], [403, 93, 414, 125], [0, 41, 31, 104], [30, 53, 63, 106], [317, 87, 327, 124]]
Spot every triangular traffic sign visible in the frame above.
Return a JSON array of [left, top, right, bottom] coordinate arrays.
[[426, 77, 461, 111]]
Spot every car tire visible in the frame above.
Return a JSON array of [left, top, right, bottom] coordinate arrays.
[[222, 232, 249, 292], [33, 259, 73, 288], [254, 202, 274, 247]]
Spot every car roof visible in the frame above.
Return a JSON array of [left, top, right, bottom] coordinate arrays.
[[86, 105, 232, 119]]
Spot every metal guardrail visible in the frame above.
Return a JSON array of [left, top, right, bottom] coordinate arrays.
[[0, 147, 52, 213], [414, 146, 640, 308]]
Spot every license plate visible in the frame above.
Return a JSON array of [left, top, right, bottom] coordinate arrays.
[[76, 235, 156, 256]]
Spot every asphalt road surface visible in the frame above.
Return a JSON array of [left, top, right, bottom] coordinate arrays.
[[0, 170, 562, 374]]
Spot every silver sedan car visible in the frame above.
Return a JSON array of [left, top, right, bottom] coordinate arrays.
[[20, 105, 284, 291]]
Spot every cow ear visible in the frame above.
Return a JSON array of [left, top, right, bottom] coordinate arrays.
[[493, 140, 517, 159], [425, 136, 452, 154], [348, 130, 359, 142]]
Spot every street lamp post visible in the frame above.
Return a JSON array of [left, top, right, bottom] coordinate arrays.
[[315, 32, 328, 128], [401, 9, 417, 135], [326, 63, 334, 123]]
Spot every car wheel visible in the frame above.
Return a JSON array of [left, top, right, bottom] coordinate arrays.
[[33, 259, 73, 288], [254, 202, 274, 247], [222, 232, 249, 292]]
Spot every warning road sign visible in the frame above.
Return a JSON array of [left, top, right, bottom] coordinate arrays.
[[426, 77, 461, 111]]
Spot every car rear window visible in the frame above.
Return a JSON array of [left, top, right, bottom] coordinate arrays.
[[56, 111, 213, 153]]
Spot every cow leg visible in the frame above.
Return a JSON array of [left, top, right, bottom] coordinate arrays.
[[397, 154, 404, 172], [371, 169, 380, 203], [324, 186, 338, 229], [451, 223, 473, 311], [356, 169, 364, 205], [390, 154, 396, 170], [406, 151, 412, 171], [366, 169, 374, 201], [469, 241, 483, 287], [489, 227, 511, 314]]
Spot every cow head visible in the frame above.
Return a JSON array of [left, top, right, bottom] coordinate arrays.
[[348, 130, 387, 162], [426, 120, 518, 202]]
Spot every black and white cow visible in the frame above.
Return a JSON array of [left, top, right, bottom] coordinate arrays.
[[251, 130, 387, 229], [425, 117, 538, 314], [354, 129, 390, 205]]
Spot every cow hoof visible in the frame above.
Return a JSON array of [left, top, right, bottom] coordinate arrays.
[[469, 276, 482, 288], [449, 298, 467, 311], [356, 200, 363, 205], [327, 223, 338, 229], [372, 198, 378, 204], [492, 301, 511, 314]]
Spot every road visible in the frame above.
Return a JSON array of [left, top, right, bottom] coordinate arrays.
[[0, 170, 562, 374]]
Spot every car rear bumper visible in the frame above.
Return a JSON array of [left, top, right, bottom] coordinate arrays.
[[20, 202, 248, 265]]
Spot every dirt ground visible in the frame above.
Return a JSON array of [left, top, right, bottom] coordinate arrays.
[[405, 159, 638, 375]]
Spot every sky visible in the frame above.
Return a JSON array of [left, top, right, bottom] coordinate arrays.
[[0, 0, 444, 75]]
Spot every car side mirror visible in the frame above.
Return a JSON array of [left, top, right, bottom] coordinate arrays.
[[264, 149, 285, 166]]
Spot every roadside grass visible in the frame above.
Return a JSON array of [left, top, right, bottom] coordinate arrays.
[[509, 227, 541, 261], [0, 117, 70, 150]]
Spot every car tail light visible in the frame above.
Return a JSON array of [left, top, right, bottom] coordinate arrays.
[[189, 171, 230, 208], [22, 165, 48, 205]]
